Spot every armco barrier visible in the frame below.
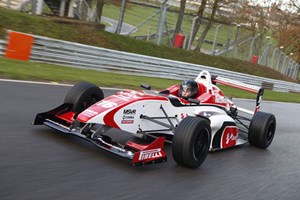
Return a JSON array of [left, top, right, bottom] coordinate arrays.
[[0, 32, 300, 93]]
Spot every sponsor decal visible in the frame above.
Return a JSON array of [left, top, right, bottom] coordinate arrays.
[[138, 148, 162, 161], [96, 100, 117, 108], [122, 115, 134, 119], [123, 109, 136, 115], [257, 95, 262, 105], [180, 113, 189, 119], [82, 109, 98, 117], [121, 120, 134, 124], [114, 94, 131, 102], [221, 126, 238, 148], [215, 96, 227, 104], [121, 109, 136, 123], [114, 91, 143, 101]]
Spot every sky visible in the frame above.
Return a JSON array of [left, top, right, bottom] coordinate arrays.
[[252, 0, 299, 11]]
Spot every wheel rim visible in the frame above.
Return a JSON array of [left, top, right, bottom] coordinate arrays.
[[266, 121, 275, 144], [193, 129, 209, 161]]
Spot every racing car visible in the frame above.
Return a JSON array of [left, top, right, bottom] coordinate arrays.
[[33, 70, 276, 168]]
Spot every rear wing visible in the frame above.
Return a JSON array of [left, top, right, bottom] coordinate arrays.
[[213, 76, 264, 114]]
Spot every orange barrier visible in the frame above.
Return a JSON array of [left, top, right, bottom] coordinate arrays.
[[5, 31, 34, 61]]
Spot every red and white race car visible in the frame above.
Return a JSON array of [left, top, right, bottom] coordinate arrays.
[[34, 70, 276, 168]]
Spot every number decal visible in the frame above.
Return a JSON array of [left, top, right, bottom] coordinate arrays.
[[96, 100, 117, 108]]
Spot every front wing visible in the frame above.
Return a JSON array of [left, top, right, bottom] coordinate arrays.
[[33, 104, 167, 166]]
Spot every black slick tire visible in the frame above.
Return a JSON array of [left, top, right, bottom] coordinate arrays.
[[64, 82, 104, 113], [172, 117, 211, 168], [248, 112, 276, 149]]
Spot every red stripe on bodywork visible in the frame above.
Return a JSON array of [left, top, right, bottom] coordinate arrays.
[[103, 101, 132, 129]]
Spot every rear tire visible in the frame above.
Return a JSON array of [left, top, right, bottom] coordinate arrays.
[[172, 117, 211, 168], [248, 112, 276, 149], [64, 82, 104, 113]]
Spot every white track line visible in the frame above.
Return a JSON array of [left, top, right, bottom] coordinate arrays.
[[236, 107, 254, 115]]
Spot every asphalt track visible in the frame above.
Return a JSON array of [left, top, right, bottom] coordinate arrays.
[[102, 17, 136, 35], [1, 80, 300, 200]]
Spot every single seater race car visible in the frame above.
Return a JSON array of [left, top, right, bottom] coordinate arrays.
[[34, 70, 276, 168]]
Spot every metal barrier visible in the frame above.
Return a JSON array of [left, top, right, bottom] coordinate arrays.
[[0, 0, 23, 10], [0, 33, 300, 93]]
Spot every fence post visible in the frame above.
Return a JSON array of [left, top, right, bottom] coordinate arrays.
[[147, 25, 152, 41], [212, 24, 222, 55], [156, 5, 167, 45], [276, 51, 284, 71], [271, 47, 279, 69], [233, 24, 241, 45], [281, 55, 288, 74], [35, 0, 44, 15], [286, 59, 292, 77], [248, 34, 260, 62], [290, 60, 295, 77], [290, 60, 296, 77], [115, 0, 126, 34], [164, 20, 172, 47], [290, 61, 295, 78], [68, 0, 75, 18], [292, 62, 298, 79], [233, 24, 241, 58], [187, 16, 198, 51], [295, 62, 299, 79], [248, 37, 255, 61], [258, 36, 271, 66], [224, 27, 232, 56], [31, 0, 37, 14], [59, 0, 66, 17], [297, 64, 300, 80]]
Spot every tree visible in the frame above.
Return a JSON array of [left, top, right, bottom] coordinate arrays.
[[95, 0, 107, 22], [268, 1, 300, 62], [94, 0, 126, 23], [173, 0, 187, 42], [289, 0, 300, 13], [190, 0, 208, 45], [194, 0, 219, 51]]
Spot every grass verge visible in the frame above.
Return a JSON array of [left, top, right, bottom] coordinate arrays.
[[1, 58, 299, 103]]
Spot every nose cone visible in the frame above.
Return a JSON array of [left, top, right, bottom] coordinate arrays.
[[77, 108, 99, 123]]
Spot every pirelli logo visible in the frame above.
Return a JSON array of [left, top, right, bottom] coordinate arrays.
[[138, 148, 162, 161]]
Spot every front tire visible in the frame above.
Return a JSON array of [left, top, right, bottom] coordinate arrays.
[[248, 112, 276, 149], [64, 82, 104, 113], [172, 117, 211, 168]]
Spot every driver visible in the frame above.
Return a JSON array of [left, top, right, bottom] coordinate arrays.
[[178, 80, 198, 99]]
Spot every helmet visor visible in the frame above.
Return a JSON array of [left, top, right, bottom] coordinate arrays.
[[181, 85, 193, 97]]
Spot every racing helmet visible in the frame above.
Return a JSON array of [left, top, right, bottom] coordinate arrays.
[[179, 80, 198, 99]]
